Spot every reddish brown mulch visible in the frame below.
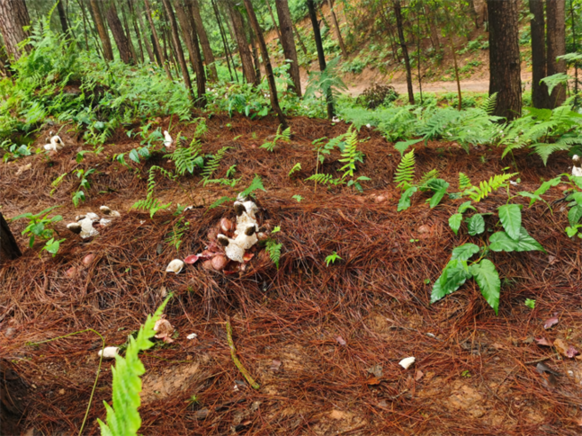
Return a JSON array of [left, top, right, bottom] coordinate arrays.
[[1, 113, 582, 435]]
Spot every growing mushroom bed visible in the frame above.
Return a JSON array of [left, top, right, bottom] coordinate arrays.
[[2, 114, 582, 435]]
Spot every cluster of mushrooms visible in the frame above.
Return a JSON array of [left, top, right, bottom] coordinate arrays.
[[166, 195, 269, 274], [66, 206, 121, 239], [43, 134, 65, 152]]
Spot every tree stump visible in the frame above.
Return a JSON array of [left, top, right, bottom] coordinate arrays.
[[0, 358, 27, 435], [0, 212, 21, 264]]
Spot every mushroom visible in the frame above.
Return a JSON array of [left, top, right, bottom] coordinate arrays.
[[153, 316, 175, 343], [573, 155, 582, 177], [43, 135, 65, 152], [163, 130, 173, 148], [70, 215, 99, 239], [100, 205, 121, 218], [166, 259, 184, 274], [399, 357, 415, 370], [217, 224, 258, 263], [98, 346, 119, 359], [67, 222, 82, 234]]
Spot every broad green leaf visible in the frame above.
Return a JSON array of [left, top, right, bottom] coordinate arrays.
[[571, 176, 582, 190], [426, 179, 449, 192], [470, 259, 501, 315], [498, 204, 521, 240], [566, 226, 579, 237], [567, 192, 582, 206], [451, 243, 480, 261], [568, 205, 582, 227], [449, 213, 463, 235], [518, 191, 542, 207], [129, 149, 140, 163], [467, 214, 485, 236], [429, 187, 448, 208], [458, 201, 475, 214], [489, 227, 546, 253], [394, 138, 423, 156], [430, 259, 472, 303], [534, 176, 562, 196], [397, 187, 417, 212]]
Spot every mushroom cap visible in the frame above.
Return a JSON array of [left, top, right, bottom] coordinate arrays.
[[67, 222, 82, 234], [166, 259, 184, 274], [100, 205, 112, 215], [217, 234, 230, 246], [98, 346, 119, 359], [86, 212, 100, 222]]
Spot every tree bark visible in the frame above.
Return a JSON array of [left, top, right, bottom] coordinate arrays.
[[393, 0, 415, 105], [1, 212, 21, 263], [0, 0, 31, 60], [292, 20, 308, 56], [161, 0, 194, 99], [144, 0, 173, 79], [227, 1, 256, 85], [56, 0, 71, 37], [89, 0, 113, 61], [133, 0, 155, 64], [190, 0, 218, 82], [212, 0, 236, 82], [243, 0, 287, 128], [546, 0, 566, 107], [307, 0, 334, 119], [104, 1, 133, 63], [530, 0, 550, 108], [250, 24, 261, 83], [264, 0, 283, 44], [487, 0, 522, 120], [174, 0, 206, 106], [120, 0, 138, 62], [326, 0, 347, 57], [275, 0, 301, 96]]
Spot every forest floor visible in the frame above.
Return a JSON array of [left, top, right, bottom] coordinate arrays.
[[2, 114, 582, 435]]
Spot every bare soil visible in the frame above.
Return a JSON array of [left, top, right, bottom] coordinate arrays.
[[2, 114, 582, 435]]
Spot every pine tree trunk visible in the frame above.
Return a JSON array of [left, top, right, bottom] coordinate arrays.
[[227, 0, 256, 85], [120, 0, 138, 62], [89, 0, 114, 61], [530, 0, 550, 108], [292, 20, 308, 56], [250, 25, 262, 83], [174, 0, 206, 106], [546, 0, 566, 107], [212, 0, 236, 82], [326, 0, 347, 57], [307, 0, 334, 119], [487, 0, 522, 120], [161, 0, 194, 98], [104, 0, 134, 64], [190, 0, 218, 82], [0, 0, 31, 60], [127, 0, 145, 63], [243, 0, 287, 128], [133, 0, 155, 64], [265, 0, 283, 44], [275, 0, 301, 96], [56, 0, 71, 37], [0, 358, 27, 435], [0, 212, 21, 263], [394, 0, 415, 105], [144, 0, 173, 79]]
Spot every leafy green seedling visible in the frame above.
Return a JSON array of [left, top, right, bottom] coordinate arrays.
[[525, 298, 536, 309], [292, 195, 303, 202], [325, 251, 342, 266]]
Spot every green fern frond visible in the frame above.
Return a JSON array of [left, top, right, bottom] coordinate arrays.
[[201, 147, 229, 179], [288, 163, 302, 177], [458, 172, 472, 190], [418, 169, 439, 188], [265, 239, 283, 269], [165, 138, 203, 176], [464, 173, 517, 202], [305, 173, 343, 186], [338, 127, 361, 178], [479, 92, 497, 115], [260, 125, 291, 152], [394, 150, 415, 190], [97, 297, 171, 436], [531, 142, 571, 166]]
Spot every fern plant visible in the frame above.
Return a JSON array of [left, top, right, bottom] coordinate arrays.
[[260, 125, 291, 152], [394, 150, 416, 190], [463, 173, 517, 202], [201, 146, 229, 181], [265, 239, 283, 269], [131, 166, 175, 217], [98, 297, 171, 436], [165, 137, 204, 176]]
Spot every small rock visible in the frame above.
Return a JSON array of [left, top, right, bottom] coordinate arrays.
[[399, 356, 415, 370]]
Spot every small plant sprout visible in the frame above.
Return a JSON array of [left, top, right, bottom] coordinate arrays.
[[325, 251, 342, 266], [261, 125, 291, 152], [12, 206, 65, 255], [525, 298, 536, 309], [288, 162, 302, 177], [292, 195, 303, 202]]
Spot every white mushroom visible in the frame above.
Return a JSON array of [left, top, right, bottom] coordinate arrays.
[[43, 135, 65, 152], [67, 222, 82, 234], [217, 225, 258, 263], [399, 356, 416, 370], [85, 212, 100, 222], [75, 216, 99, 239], [573, 155, 582, 177], [166, 259, 184, 274], [163, 130, 173, 148], [100, 205, 121, 218], [98, 346, 119, 359]]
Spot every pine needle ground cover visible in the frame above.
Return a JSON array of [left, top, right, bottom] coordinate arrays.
[[2, 114, 582, 435]]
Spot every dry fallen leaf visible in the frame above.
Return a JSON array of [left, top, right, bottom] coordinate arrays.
[[365, 377, 382, 385], [367, 364, 383, 378], [567, 346, 580, 358], [154, 316, 175, 343], [535, 337, 552, 346], [544, 316, 559, 330], [270, 359, 282, 372], [415, 370, 424, 381], [553, 338, 569, 357]]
